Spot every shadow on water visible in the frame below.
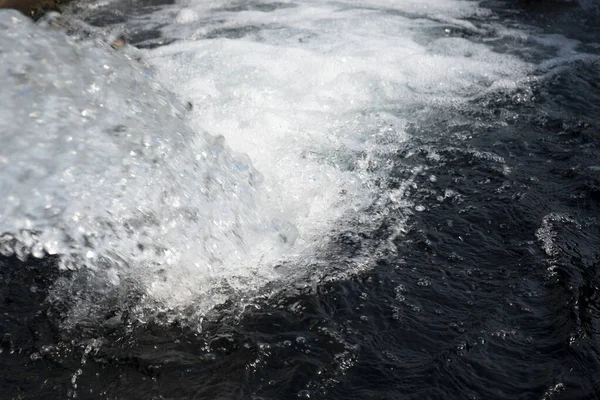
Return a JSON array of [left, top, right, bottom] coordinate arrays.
[[483, 0, 600, 43]]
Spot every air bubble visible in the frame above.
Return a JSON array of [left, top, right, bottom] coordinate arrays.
[[296, 337, 307, 345]]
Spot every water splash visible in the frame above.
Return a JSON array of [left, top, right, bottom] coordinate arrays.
[[1, 0, 536, 327], [0, 10, 295, 321]]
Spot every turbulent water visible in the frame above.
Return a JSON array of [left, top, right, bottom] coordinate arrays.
[[1, 0, 600, 398]]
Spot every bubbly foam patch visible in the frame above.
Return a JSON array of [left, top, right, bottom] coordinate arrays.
[[145, 0, 532, 255], [1, 0, 535, 324]]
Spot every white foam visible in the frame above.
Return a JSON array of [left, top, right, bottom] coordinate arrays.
[[175, 9, 199, 24], [145, 0, 532, 257], [1, 0, 536, 323]]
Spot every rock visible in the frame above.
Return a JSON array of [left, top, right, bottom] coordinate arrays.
[[0, 0, 71, 19]]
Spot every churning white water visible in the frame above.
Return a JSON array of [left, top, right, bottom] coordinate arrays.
[[0, 0, 532, 323]]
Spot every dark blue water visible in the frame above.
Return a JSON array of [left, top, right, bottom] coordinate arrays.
[[2, 0, 600, 399]]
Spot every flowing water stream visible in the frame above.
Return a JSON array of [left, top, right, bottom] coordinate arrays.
[[1, 0, 599, 398]]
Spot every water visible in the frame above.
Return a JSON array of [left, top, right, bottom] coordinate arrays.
[[1, 0, 599, 398]]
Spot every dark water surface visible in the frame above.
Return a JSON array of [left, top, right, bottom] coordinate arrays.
[[2, 0, 600, 399]]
